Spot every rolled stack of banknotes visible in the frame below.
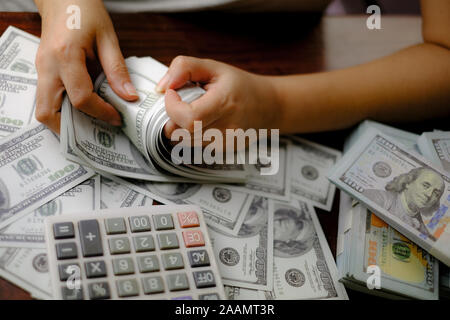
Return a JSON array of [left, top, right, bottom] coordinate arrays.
[[0, 26, 448, 300]]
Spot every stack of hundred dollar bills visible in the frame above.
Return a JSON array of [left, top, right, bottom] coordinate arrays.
[[0, 26, 350, 300], [332, 120, 450, 299]]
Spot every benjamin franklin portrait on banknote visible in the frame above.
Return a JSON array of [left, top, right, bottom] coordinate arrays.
[[238, 196, 267, 237], [362, 167, 445, 240], [273, 205, 315, 258]]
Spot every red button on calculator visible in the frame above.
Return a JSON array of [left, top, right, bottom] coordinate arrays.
[[177, 211, 200, 228], [182, 230, 205, 247]]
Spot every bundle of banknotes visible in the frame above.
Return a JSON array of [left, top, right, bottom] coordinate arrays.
[[0, 26, 350, 300], [334, 120, 450, 299]]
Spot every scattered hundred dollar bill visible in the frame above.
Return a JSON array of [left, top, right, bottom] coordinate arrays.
[[100, 175, 153, 209], [226, 199, 348, 300], [0, 26, 39, 78], [224, 285, 261, 300], [224, 139, 291, 201], [0, 247, 52, 299], [0, 26, 40, 137], [0, 72, 37, 138], [0, 122, 95, 230], [288, 136, 342, 211], [262, 199, 348, 299], [329, 127, 450, 266], [0, 176, 99, 248], [208, 196, 274, 291]]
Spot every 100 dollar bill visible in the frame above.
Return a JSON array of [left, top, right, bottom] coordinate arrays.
[[0, 123, 94, 229], [0, 177, 99, 248], [224, 139, 291, 201], [100, 175, 154, 209], [329, 128, 450, 266], [208, 196, 273, 291], [0, 72, 37, 137], [289, 136, 341, 211], [0, 247, 52, 299], [263, 199, 348, 300], [0, 26, 39, 77]]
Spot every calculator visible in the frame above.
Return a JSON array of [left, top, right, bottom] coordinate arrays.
[[44, 205, 226, 300]]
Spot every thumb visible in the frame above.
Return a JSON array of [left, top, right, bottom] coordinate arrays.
[[97, 31, 138, 101], [156, 56, 218, 93]]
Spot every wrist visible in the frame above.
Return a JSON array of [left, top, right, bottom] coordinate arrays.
[[262, 75, 288, 134], [35, 0, 105, 20]]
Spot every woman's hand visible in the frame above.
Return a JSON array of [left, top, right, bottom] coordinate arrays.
[[156, 56, 281, 143], [34, 0, 138, 133]]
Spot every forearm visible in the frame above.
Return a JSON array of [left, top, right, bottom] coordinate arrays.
[[34, 0, 104, 17], [271, 43, 450, 134]]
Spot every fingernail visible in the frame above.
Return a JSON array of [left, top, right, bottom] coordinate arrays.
[[156, 73, 170, 93], [165, 89, 177, 99], [124, 82, 138, 97]]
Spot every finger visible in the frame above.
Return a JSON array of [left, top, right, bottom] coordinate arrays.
[[59, 50, 122, 126], [35, 73, 65, 134], [156, 56, 218, 93], [163, 119, 180, 139], [165, 87, 226, 132], [164, 119, 227, 149], [96, 29, 138, 101]]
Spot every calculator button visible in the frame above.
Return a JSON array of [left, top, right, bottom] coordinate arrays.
[[153, 214, 174, 230], [58, 263, 80, 281], [105, 218, 127, 235], [133, 235, 155, 252], [182, 230, 205, 248], [53, 222, 74, 239], [112, 257, 135, 275], [109, 237, 131, 254], [167, 273, 189, 291], [137, 255, 160, 273], [116, 279, 139, 297], [162, 253, 184, 270], [142, 276, 164, 294], [61, 287, 83, 300], [177, 211, 200, 228], [88, 282, 110, 300], [129, 215, 151, 232], [187, 250, 210, 267], [157, 233, 179, 250], [172, 296, 193, 300], [199, 293, 220, 300], [56, 242, 78, 260], [85, 260, 107, 278], [78, 220, 103, 257], [193, 270, 216, 289]]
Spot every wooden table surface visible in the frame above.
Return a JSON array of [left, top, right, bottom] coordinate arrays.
[[0, 11, 436, 300]]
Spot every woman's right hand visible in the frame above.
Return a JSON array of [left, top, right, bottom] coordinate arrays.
[[34, 0, 138, 133]]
